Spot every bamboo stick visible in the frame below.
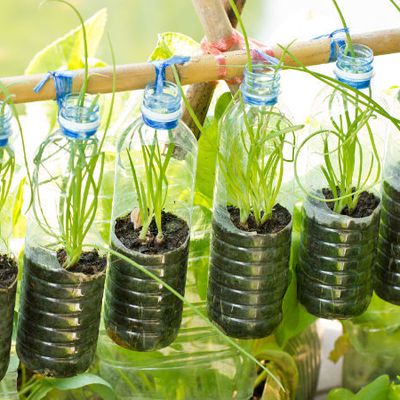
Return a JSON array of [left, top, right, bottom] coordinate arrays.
[[183, 0, 245, 137], [2, 28, 400, 104]]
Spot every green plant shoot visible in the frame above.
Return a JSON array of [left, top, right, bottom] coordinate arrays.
[[33, 2, 116, 268], [126, 128, 175, 243], [219, 97, 302, 227], [0, 98, 15, 249]]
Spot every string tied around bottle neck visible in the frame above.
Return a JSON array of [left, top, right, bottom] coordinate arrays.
[[141, 56, 190, 130]]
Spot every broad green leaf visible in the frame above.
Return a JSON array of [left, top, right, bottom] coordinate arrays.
[[25, 8, 107, 74], [194, 92, 232, 208], [356, 375, 390, 400], [149, 32, 200, 61], [328, 388, 356, 400], [24, 9, 109, 134], [275, 204, 316, 347], [328, 376, 392, 400], [29, 373, 116, 400], [329, 332, 351, 363]]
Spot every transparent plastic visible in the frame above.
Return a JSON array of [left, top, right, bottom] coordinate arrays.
[[17, 94, 106, 377], [0, 105, 18, 383], [104, 81, 198, 351], [0, 346, 18, 400], [342, 301, 400, 392], [208, 64, 294, 339], [375, 95, 400, 304], [97, 309, 254, 400], [297, 44, 383, 319]]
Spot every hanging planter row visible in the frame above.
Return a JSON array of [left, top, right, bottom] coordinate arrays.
[[1, 3, 400, 385]]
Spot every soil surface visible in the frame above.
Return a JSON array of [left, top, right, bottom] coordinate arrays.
[[115, 211, 189, 254], [228, 204, 291, 234], [0, 254, 17, 289], [322, 188, 380, 218], [57, 249, 106, 275]]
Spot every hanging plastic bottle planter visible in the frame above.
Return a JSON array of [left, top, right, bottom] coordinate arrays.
[[104, 56, 198, 351], [375, 105, 400, 304], [207, 55, 300, 339], [296, 43, 382, 319], [17, 78, 107, 377], [0, 103, 18, 382]]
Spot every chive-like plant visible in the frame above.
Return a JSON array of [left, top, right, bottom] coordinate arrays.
[[126, 131, 175, 243], [294, 0, 382, 320], [104, 58, 198, 352], [0, 94, 18, 383], [219, 97, 300, 228], [32, 0, 111, 269], [16, 0, 117, 378], [207, 2, 300, 340]]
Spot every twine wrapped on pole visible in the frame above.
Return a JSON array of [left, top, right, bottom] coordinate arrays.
[[183, 0, 246, 137], [2, 28, 400, 104]]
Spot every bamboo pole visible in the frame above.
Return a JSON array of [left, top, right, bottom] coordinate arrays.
[[183, 0, 245, 137], [2, 28, 400, 104]]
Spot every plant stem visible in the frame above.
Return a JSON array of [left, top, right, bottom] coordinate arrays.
[[228, 0, 252, 72], [331, 0, 355, 56]]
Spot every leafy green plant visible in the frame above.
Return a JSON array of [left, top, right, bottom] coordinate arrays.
[[292, 1, 381, 213], [219, 100, 301, 226], [328, 375, 400, 400], [33, 1, 116, 268], [126, 131, 175, 243], [295, 92, 381, 213], [0, 99, 15, 249]]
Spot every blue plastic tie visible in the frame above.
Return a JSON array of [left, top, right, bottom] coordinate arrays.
[[252, 49, 280, 67], [34, 70, 76, 109], [151, 56, 190, 95], [313, 28, 349, 62]]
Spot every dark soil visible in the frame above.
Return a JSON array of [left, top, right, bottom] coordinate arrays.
[[57, 249, 106, 275], [0, 254, 17, 289], [322, 188, 380, 218], [114, 211, 189, 254], [228, 204, 291, 234]]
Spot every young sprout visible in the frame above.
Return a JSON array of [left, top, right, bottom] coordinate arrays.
[[331, 0, 355, 56], [126, 131, 175, 244], [219, 96, 302, 227], [44, 0, 91, 109], [0, 97, 15, 248], [33, 2, 116, 269]]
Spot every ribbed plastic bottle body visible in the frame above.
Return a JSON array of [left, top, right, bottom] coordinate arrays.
[[375, 94, 400, 304], [17, 95, 106, 377], [0, 104, 18, 383], [208, 66, 293, 339], [297, 44, 382, 319], [105, 80, 198, 351]]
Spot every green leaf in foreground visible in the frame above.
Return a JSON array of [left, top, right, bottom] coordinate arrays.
[[149, 32, 200, 61], [23, 373, 116, 400], [328, 375, 394, 400], [25, 8, 107, 74]]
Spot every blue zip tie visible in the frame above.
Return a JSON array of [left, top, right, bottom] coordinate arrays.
[[151, 55, 190, 95], [313, 28, 349, 62], [34, 70, 76, 109], [252, 49, 280, 67]]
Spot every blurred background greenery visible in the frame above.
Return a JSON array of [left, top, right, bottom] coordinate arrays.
[[0, 0, 266, 76]]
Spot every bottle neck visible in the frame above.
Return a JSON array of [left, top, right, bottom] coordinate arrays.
[[58, 94, 100, 139], [334, 44, 374, 90], [0, 105, 12, 148], [141, 81, 182, 130], [241, 66, 280, 107]]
